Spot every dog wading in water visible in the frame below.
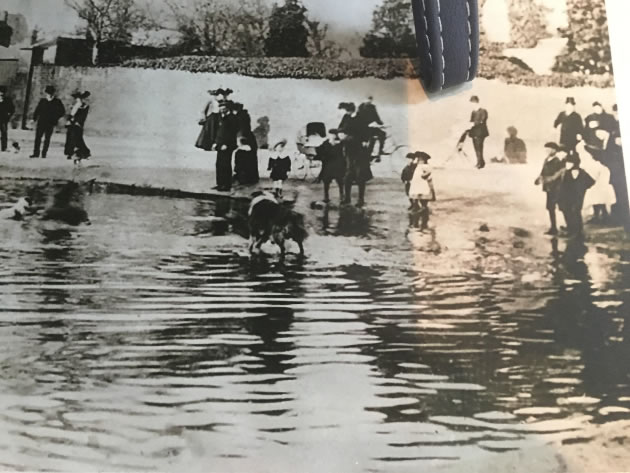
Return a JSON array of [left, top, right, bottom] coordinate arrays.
[[248, 191, 307, 261]]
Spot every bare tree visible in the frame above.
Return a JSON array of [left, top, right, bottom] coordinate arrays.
[[65, 0, 147, 63]]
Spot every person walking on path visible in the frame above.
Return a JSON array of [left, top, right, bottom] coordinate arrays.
[[64, 91, 91, 163], [557, 152, 595, 239], [554, 97, 584, 152], [458, 96, 489, 169], [31, 86, 65, 159], [408, 152, 436, 231], [0, 86, 15, 153], [268, 139, 291, 199], [535, 142, 567, 236], [338, 102, 372, 208], [314, 128, 346, 204]]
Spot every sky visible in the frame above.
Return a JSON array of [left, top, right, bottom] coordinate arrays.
[[2, 0, 381, 37]]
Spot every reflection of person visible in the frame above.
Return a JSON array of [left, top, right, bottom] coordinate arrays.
[[504, 126, 527, 164], [31, 85, 66, 159], [408, 152, 436, 230], [314, 128, 346, 204], [338, 102, 372, 207], [459, 96, 489, 169], [0, 86, 15, 152], [535, 142, 566, 236], [357, 95, 386, 158], [64, 91, 91, 162], [553, 97, 583, 152], [557, 152, 595, 238], [268, 139, 291, 199]]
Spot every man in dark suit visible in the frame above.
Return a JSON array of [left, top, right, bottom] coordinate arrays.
[[459, 96, 489, 169], [0, 86, 15, 152], [31, 85, 66, 158], [553, 97, 583, 152], [357, 95, 386, 159], [605, 104, 628, 227], [211, 100, 238, 191]]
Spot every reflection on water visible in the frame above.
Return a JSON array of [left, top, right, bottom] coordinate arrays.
[[0, 180, 629, 472]]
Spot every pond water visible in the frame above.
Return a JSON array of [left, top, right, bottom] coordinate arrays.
[[0, 179, 629, 472]]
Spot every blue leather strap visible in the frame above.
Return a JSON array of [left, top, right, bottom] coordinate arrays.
[[412, 0, 480, 93]]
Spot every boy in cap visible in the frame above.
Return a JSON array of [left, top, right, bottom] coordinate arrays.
[[557, 152, 595, 238], [554, 97, 584, 152], [0, 86, 15, 152], [31, 85, 66, 158], [535, 142, 567, 235]]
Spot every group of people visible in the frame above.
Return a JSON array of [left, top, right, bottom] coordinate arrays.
[[0, 84, 91, 163], [536, 97, 626, 238], [195, 88, 260, 192]]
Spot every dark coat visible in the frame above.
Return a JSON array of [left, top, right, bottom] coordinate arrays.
[[315, 140, 346, 182], [195, 101, 215, 150], [339, 114, 372, 184], [268, 156, 291, 181], [584, 112, 615, 150], [233, 147, 259, 186], [557, 168, 596, 212], [504, 137, 527, 164], [554, 111, 583, 150], [34, 97, 66, 128], [64, 105, 91, 159], [357, 102, 383, 127], [469, 108, 489, 139], [0, 97, 15, 123]]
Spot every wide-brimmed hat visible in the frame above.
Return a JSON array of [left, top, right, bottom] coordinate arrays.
[[565, 97, 576, 105], [544, 142, 559, 151], [415, 151, 431, 162], [273, 139, 288, 149], [566, 152, 580, 165], [44, 85, 56, 95], [592, 101, 602, 107], [72, 91, 91, 99]]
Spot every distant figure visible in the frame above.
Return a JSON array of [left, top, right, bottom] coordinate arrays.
[[0, 86, 15, 153], [504, 126, 527, 164], [408, 152, 436, 230], [268, 139, 292, 199], [557, 152, 595, 238], [253, 116, 270, 150], [64, 91, 91, 163], [357, 95, 386, 159], [314, 128, 346, 204], [535, 142, 566, 236], [553, 97, 583, 152], [233, 135, 259, 186], [31, 85, 66, 159], [401, 152, 419, 208], [459, 96, 489, 169]]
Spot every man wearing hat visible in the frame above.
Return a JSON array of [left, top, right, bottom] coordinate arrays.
[[211, 100, 238, 191], [0, 86, 15, 153], [553, 97, 583, 153], [535, 142, 567, 235], [462, 96, 489, 169], [31, 85, 66, 158], [584, 101, 614, 151], [557, 151, 595, 238]]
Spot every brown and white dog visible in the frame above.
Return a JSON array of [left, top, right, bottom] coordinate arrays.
[[248, 191, 307, 260]]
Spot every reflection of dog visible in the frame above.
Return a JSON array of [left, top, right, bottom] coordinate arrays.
[[0, 197, 32, 220], [42, 181, 90, 226], [248, 191, 307, 259]]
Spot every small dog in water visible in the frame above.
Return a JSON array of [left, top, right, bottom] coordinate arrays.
[[0, 197, 32, 220], [248, 191, 307, 260]]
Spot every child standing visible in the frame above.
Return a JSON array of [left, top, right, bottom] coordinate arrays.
[[268, 139, 292, 199], [233, 136, 259, 186], [408, 152, 436, 230]]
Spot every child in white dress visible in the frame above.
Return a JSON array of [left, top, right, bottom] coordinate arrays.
[[408, 152, 436, 230]]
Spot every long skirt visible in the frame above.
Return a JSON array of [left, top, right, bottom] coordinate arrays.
[[195, 120, 214, 151], [344, 140, 372, 184], [64, 126, 91, 159]]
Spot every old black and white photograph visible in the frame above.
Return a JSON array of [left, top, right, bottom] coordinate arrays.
[[0, 0, 629, 471]]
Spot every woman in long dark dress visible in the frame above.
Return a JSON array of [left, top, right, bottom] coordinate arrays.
[[338, 102, 372, 207], [315, 128, 346, 203], [233, 135, 259, 186], [64, 91, 91, 162]]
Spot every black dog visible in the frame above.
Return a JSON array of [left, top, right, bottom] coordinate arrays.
[[248, 191, 307, 260]]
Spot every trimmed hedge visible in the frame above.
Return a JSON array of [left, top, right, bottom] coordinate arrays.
[[121, 55, 615, 88]]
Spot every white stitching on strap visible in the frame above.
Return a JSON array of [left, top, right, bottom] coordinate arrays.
[[421, 0, 433, 68], [466, 0, 473, 81], [437, 0, 445, 89]]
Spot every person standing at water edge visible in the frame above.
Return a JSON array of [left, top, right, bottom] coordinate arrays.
[[535, 142, 567, 236], [64, 91, 91, 163], [557, 153, 595, 238], [554, 97, 584, 152], [338, 102, 372, 207], [314, 128, 346, 204], [31, 86, 65, 159], [0, 86, 15, 153], [212, 100, 238, 192], [268, 139, 291, 199], [460, 96, 489, 169]]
